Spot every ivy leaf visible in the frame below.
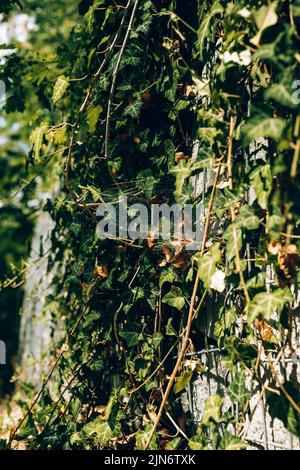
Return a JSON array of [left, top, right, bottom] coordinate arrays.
[[136, 169, 156, 199], [197, 0, 223, 59], [236, 205, 260, 230], [267, 382, 300, 436], [135, 424, 159, 450], [242, 115, 285, 145], [170, 160, 192, 202], [265, 84, 298, 109], [226, 336, 258, 367], [166, 317, 177, 336], [119, 329, 140, 347], [82, 417, 118, 445], [165, 437, 182, 450], [196, 243, 222, 290], [162, 286, 185, 311], [164, 139, 176, 166], [247, 288, 293, 323], [124, 101, 142, 119], [87, 105, 103, 132], [224, 307, 236, 330], [159, 269, 176, 288], [228, 371, 251, 406], [251, 2, 278, 46], [224, 224, 242, 263], [174, 370, 193, 394], [29, 121, 48, 162], [249, 164, 272, 210], [52, 75, 69, 104], [202, 395, 223, 425], [191, 157, 214, 171], [189, 426, 206, 450], [219, 431, 247, 450]]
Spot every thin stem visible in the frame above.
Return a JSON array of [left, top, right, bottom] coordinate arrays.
[[145, 163, 222, 449], [104, 0, 139, 162]]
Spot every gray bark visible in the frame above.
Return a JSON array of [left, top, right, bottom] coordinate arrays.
[[187, 138, 300, 449], [19, 194, 56, 387]]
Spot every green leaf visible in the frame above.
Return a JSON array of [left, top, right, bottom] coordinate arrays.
[[52, 75, 69, 104], [170, 160, 192, 202], [166, 317, 177, 336], [249, 164, 272, 210], [265, 84, 298, 109], [197, 1, 223, 59], [191, 157, 214, 171], [52, 125, 67, 145], [124, 101, 142, 119], [174, 370, 193, 394], [119, 329, 140, 347], [202, 395, 223, 425], [162, 286, 185, 311], [228, 371, 251, 406], [224, 307, 236, 330], [136, 169, 156, 199], [219, 431, 247, 450], [189, 426, 206, 450], [87, 105, 103, 132], [82, 417, 118, 445], [242, 116, 285, 145], [29, 121, 48, 162], [224, 224, 242, 263], [236, 205, 260, 230], [267, 382, 300, 436], [159, 269, 176, 288], [251, 2, 278, 46], [165, 437, 182, 450], [247, 288, 293, 323], [196, 243, 222, 290], [135, 424, 159, 450]]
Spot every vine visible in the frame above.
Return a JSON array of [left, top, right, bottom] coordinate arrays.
[[1, 0, 300, 451]]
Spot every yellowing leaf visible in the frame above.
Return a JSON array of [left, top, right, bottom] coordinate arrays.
[[52, 75, 69, 104], [94, 264, 109, 278], [87, 105, 103, 132], [52, 125, 67, 145], [29, 121, 48, 161]]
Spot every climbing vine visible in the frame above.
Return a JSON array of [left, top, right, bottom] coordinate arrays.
[[1, 0, 300, 451]]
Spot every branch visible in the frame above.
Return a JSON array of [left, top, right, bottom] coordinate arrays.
[[145, 162, 222, 449], [104, 0, 140, 163]]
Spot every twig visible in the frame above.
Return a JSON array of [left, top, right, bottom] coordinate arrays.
[[9, 300, 92, 444], [64, 0, 132, 208], [227, 114, 250, 304], [267, 352, 300, 415], [145, 162, 222, 449], [104, 0, 139, 162], [290, 115, 300, 177]]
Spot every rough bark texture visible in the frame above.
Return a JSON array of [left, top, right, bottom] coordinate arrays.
[[19, 197, 56, 387], [186, 138, 300, 450]]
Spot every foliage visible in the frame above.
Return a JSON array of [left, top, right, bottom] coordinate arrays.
[[1, 0, 300, 451]]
